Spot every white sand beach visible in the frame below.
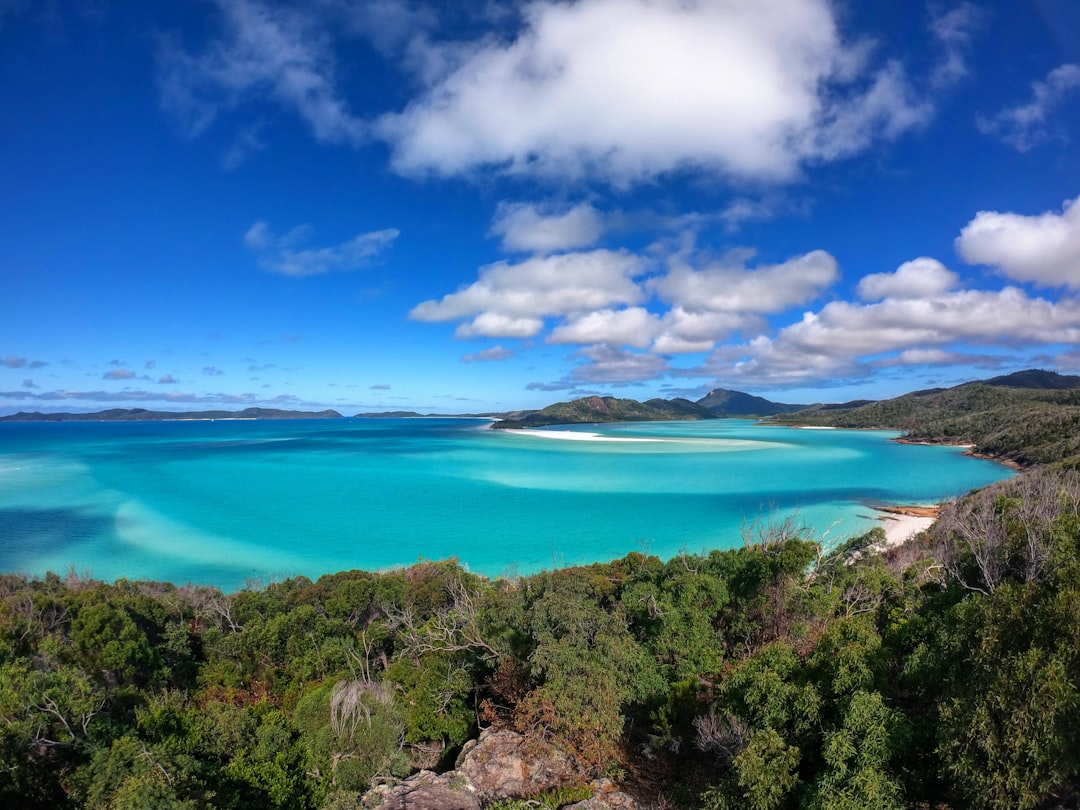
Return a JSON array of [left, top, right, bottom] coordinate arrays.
[[508, 428, 664, 442], [879, 512, 936, 547]]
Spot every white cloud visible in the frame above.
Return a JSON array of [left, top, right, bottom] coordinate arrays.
[[455, 313, 546, 340], [379, 0, 956, 185], [976, 64, 1080, 151], [857, 257, 959, 301], [491, 202, 605, 253], [928, 3, 980, 89], [720, 286, 1080, 385], [652, 249, 839, 314], [103, 369, 136, 380], [956, 196, 1080, 288], [462, 345, 515, 362], [157, 0, 366, 144], [331, 0, 439, 56], [410, 249, 648, 332], [570, 345, 671, 384], [654, 308, 758, 354], [548, 307, 660, 348], [244, 221, 399, 277], [875, 348, 991, 368]]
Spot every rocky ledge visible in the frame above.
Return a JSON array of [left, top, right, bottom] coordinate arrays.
[[362, 728, 643, 810]]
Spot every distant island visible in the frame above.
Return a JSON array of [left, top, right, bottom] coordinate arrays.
[[0, 407, 344, 422], [492, 388, 810, 429], [489, 369, 1080, 470], [10, 369, 1079, 469]]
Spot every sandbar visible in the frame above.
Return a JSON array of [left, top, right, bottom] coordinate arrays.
[[507, 428, 664, 443]]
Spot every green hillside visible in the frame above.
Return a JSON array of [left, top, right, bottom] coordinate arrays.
[[696, 387, 809, 416], [493, 395, 716, 429], [782, 369, 1080, 468]]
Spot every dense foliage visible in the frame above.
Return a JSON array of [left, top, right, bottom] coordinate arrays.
[[783, 375, 1080, 467], [4, 467, 1080, 808]]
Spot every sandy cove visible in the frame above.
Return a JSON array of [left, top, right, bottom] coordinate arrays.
[[875, 504, 941, 547]]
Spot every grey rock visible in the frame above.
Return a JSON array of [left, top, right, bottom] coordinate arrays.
[[363, 770, 479, 810], [456, 728, 583, 802]]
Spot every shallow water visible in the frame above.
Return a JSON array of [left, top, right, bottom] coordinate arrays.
[[0, 418, 1012, 589]]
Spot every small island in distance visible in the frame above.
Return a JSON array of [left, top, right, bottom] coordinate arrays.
[[0, 406, 343, 422], [8, 368, 1080, 470]]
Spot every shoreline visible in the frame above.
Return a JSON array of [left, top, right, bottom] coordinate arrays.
[[874, 504, 941, 547], [890, 436, 1024, 471]]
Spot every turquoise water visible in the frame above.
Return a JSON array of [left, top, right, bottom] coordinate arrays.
[[0, 418, 1011, 590]]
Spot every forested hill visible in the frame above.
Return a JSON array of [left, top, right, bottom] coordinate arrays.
[[781, 368, 1080, 468], [696, 387, 809, 416], [0, 407, 343, 421], [493, 395, 717, 428], [493, 388, 805, 429]]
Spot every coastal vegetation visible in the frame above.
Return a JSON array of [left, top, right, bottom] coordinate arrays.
[[4, 369, 1080, 808], [779, 369, 1080, 468], [4, 465, 1080, 808]]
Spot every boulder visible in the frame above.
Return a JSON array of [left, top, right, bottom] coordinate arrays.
[[362, 770, 479, 810], [455, 728, 583, 802], [361, 728, 630, 809], [565, 779, 645, 810]]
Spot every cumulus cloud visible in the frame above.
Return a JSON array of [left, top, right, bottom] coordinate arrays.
[[454, 313, 546, 340], [654, 308, 757, 354], [244, 221, 399, 277], [378, 0, 964, 185], [103, 369, 137, 380], [22, 378, 36, 389], [874, 348, 999, 368], [203, 366, 225, 376], [719, 286, 1080, 386], [158, 374, 180, 384], [369, 383, 391, 389], [157, 0, 366, 144], [976, 64, 1080, 151], [490, 202, 606, 253], [462, 345, 515, 362], [570, 345, 672, 384], [548, 307, 660, 348], [856, 257, 959, 301], [956, 196, 1080, 288], [409, 249, 648, 338], [652, 249, 839, 314]]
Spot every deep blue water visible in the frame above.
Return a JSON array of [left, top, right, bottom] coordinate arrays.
[[0, 417, 1012, 590]]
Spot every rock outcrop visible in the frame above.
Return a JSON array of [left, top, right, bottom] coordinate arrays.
[[362, 728, 645, 809], [455, 729, 580, 802]]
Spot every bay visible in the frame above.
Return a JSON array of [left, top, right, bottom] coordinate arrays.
[[0, 417, 1012, 590]]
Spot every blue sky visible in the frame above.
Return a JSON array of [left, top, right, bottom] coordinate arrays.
[[2, 0, 1080, 415]]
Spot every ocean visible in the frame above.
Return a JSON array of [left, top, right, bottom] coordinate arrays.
[[0, 417, 1012, 590]]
